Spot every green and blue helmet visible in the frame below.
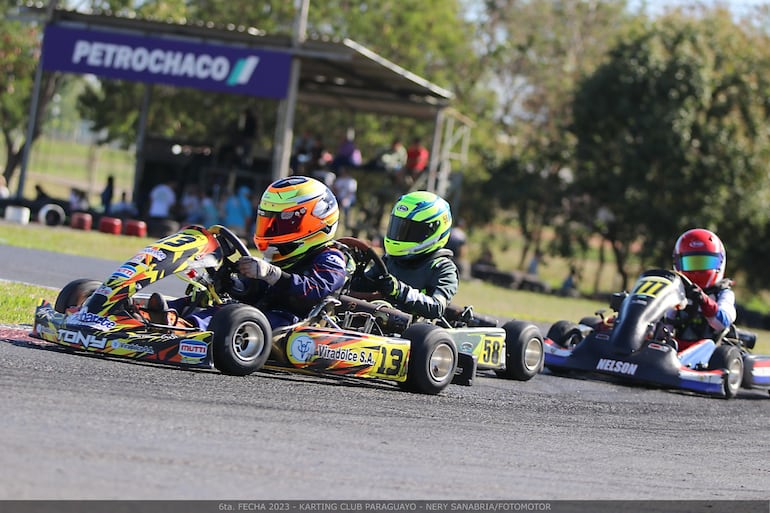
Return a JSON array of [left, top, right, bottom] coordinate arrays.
[[384, 191, 452, 258]]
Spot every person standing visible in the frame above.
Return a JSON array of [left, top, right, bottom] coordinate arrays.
[[332, 168, 358, 231], [148, 179, 177, 220], [101, 175, 115, 214]]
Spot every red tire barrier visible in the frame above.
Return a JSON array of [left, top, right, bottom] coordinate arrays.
[[124, 219, 147, 238], [98, 216, 123, 235], [70, 212, 93, 231]]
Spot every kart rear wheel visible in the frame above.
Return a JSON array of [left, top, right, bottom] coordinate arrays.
[[210, 304, 272, 376], [402, 323, 457, 394], [708, 344, 744, 399], [496, 320, 544, 381], [546, 320, 579, 348], [54, 279, 101, 313]]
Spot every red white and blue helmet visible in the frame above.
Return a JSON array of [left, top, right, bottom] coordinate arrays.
[[673, 228, 725, 289]]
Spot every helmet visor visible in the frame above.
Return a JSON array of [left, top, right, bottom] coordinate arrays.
[[256, 208, 305, 239], [387, 217, 437, 243], [677, 253, 722, 271]]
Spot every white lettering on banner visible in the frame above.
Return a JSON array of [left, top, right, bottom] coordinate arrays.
[[71, 40, 234, 81]]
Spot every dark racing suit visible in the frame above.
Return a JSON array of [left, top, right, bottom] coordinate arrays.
[[376, 249, 459, 320], [179, 244, 347, 330]]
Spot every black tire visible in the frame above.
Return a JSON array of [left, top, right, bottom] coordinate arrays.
[[54, 279, 101, 313], [210, 304, 272, 376], [546, 320, 579, 347], [402, 323, 457, 394], [579, 316, 602, 329], [496, 320, 544, 381], [708, 344, 744, 399]]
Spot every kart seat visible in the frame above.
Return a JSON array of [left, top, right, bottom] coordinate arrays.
[[146, 292, 170, 325]]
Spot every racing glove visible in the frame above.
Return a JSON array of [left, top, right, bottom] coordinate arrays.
[[237, 256, 282, 286], [687, 282, 719, 318], [376, 273, 403, 300]]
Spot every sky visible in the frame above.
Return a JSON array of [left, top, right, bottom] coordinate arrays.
[[630, 0, 769, 16]]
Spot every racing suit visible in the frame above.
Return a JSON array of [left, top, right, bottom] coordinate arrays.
[[178, 244, 347, 330], [664, 279, 736, 346], [370, 248, 459, 320]]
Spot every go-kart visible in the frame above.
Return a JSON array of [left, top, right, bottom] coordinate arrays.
[[32, 225, 459, 394], [334, 237, 545, 386], [542, 268, 770, 398]]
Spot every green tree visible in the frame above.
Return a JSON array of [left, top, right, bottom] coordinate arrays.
[[572, 8, 770, 290], [0, 6, 65, 188], [472, 0, 636, 269]]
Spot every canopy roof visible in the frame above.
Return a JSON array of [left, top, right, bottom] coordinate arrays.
[[29, 6, 454, 119]]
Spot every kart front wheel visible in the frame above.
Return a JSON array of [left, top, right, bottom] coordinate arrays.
[[708, 344, 744, 399], [402, 323, 457, 395], [497, 320, 544, 381], [54, 279, 101, 313], [210, 304, 272, 376]]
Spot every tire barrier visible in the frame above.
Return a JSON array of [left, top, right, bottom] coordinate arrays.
[[124, 219, 148, 237], [3, 205, 31, 225], [98, 216, 123, 235], [70, 212, 93, 231], [38, 203, 66, 226]]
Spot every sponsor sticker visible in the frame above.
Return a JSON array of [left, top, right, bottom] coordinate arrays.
[[179, 340, 208, 359], [290, 335, 315, 363]]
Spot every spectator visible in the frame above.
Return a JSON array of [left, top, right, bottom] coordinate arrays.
[[148, 179, 178, 220], [527, 250, 545, 276], [101, 175, 114, 214], [560, 264, 580, 297], [370, 138, 407, 174], [331, 131, 362, 172], [69, 188, 89, 212], [200, 189, 222, 227], [180, 184, 203, 224], [112, 191, 138, 218], [445, 218, 468, 278], [223, 185, 253, 237], [332, 167, 358, 231], [403, 137, 429, 183]]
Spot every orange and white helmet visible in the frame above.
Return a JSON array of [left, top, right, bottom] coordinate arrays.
[[254, 176, 339, 268], [673, 228, 726, 289]]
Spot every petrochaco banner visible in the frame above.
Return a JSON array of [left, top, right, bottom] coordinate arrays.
[[41, 24, 292, 98]]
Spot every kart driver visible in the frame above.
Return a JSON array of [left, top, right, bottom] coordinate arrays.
[[167, 176, 348, 330], [665, 228, 736, 347], [363, 190, 459, 320]]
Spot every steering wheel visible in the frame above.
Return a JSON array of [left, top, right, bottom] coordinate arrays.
[[205, 225, 253, 299], [336, 237, 389, 301]]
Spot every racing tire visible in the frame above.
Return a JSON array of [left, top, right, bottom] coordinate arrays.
[[708, 344, 744, 399], [496, 320, 544, 381], [546, 320, 579, 348], [210, 304, 272, 376], [54, 279, 101, 313], [401, 323, 457, 395], [579, 316, 602, 329]]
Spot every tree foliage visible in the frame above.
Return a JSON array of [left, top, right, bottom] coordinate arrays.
[[572, 8, 770, 290]]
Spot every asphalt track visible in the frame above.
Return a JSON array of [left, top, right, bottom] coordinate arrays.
[[1, 244, 769, 502]]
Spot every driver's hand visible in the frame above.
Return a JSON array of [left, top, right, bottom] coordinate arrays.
[[376, 273, 402, 299], [238, 256, 282, 286], [686, 281, 719, 317]]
